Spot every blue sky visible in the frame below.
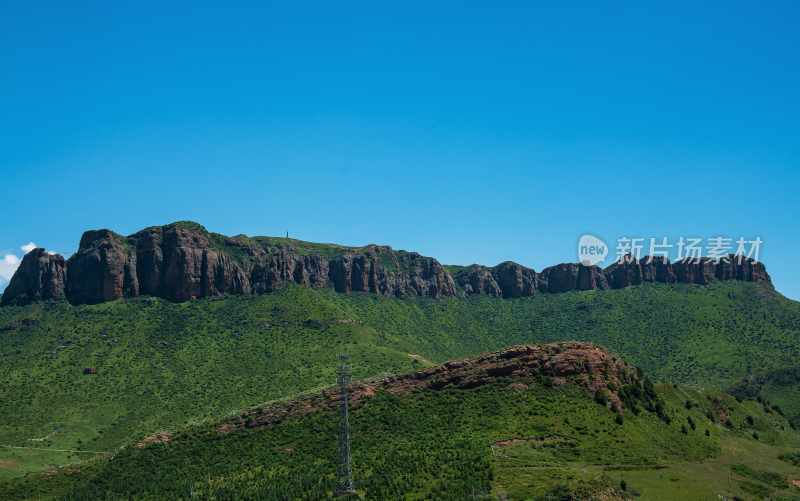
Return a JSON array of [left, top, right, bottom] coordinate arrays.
[[1, 2, 798, 298]]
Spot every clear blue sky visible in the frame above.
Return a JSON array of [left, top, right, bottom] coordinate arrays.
[[1, 2, 798, 299]]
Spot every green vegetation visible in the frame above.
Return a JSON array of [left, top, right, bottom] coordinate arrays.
[[780, 451, 800, 467], [731, 463, 788, 489], [1, 280, 799, 486], [730, 366, 800, 428], [1, 378, 798, 500], [251, 236, 359, 257], [143, 221, 367, 265]]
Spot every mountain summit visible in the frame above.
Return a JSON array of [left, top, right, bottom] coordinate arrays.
[[1, 222, 771, 306]]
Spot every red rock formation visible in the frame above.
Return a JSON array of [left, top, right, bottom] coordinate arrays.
[[54, 223, 454, 304], [492, 261, 539, 298], [604, 254, 771, 290], [1, 249, 66, 306], [715, 254, 771, 283], [673, 257, 718, 285], [454, 265, 503, 297], [538, 263, 609, 293], [604, 255, 677, 289], [65, 230, 139, 304], [216, 342, 641, 435], [0, 221, 775, 306]]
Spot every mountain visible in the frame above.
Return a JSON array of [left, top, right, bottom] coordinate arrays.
[[2, 343, 798, 500], [1, 222, 797, 496], [1, 221, 771, 306], [1, 279, 799, 482]]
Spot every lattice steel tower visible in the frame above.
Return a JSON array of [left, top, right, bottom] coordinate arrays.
[[335, 354, 356, 496]]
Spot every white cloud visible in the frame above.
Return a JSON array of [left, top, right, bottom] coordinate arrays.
[[0, 253, 21, 283], [21, 242, 38, 254]]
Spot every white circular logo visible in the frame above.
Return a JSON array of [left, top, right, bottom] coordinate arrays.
[[577, 234, 608, 266]]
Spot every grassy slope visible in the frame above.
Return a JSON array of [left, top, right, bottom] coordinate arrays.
[[1, 380, 798, 500], [730, 367, 800, 430], [1, 282, 799, 480]]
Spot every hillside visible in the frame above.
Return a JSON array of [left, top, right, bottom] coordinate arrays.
[[1, 280, 799, 483], [730, 367, 800, 430], [1, 343, 798, 500]]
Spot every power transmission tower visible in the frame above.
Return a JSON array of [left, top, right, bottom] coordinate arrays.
[[335, 354, 356, 496]]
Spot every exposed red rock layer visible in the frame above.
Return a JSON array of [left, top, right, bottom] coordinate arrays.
[[0, 249, 66, 306], [217, 342, 639, 434], [453, 254, 769, 297], [1, 222, 772, 306], [4, 223, 455, 305]]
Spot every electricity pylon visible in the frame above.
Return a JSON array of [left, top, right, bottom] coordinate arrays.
[[335, 354, 356, 496]]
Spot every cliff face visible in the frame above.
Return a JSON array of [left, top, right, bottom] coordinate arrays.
[[603, 254, 770, 289], [453, 254, 770, 299], [454, 261, 538, 298], [0, 222, 772, 306], [1, 249, 66, 306], [539, 263, 610, 293], [66, 230, 139, 304], [3, 222, 455, 305]]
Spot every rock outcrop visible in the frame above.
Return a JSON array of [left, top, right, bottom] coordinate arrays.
[[604, 255, 677, 289], [216, 342, 643, 435], [328, 247, 455, 297], [454, 265, 503, 296], [453, 261, 539, 298], [1, 249, 66, 306], [3, 222, 455, 306], [132, 225, 252, 301], [603, 254, 770, 289], [538, 263, 610, 293], [716, 254, 770, 283], [66, 230, 139, 304], [0, 221, 774, 306], [492, 261, 540, 298]]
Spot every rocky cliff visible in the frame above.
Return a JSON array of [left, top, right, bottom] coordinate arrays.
[[0, 249, 67, 306], [3, 222, 455, 305], [211, 342, 642, 436], [452, 253, 769, 299], [1, 221, 772, 306]]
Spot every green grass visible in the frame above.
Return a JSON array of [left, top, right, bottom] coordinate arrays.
[[731, 463, 788, 489], [1, 379, 797, 500], [780, 451, 800, 467], [1, 281, 799, 481], [730, 366, 800, 429], [492, 385, 800, 500], [604, 435, 800, 501]]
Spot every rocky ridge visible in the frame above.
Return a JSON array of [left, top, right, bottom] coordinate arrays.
[[211, 342, 640, 435], [453, 254, 769, 297], [1, 222, 772, 306]]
